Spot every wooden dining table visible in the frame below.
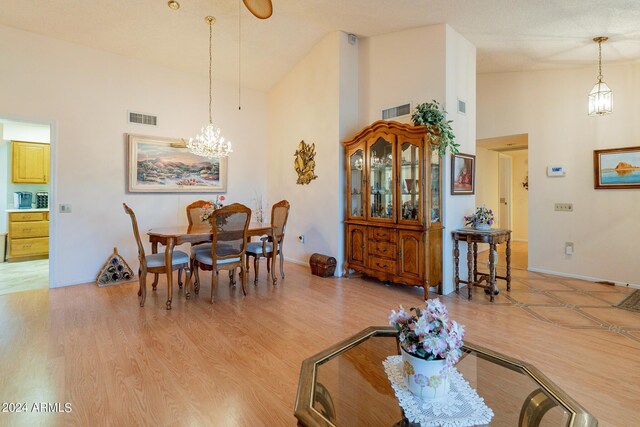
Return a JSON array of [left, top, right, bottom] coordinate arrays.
[[147, 222, 276, 309]]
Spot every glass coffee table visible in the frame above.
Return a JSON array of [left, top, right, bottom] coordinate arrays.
[[294, 327, 597, 427]]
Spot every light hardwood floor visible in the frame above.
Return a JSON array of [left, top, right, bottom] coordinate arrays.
[[0, 259, 48, 296], [0, 260, 638, 426]]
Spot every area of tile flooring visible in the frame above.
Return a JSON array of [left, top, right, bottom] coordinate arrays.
[[457, 247, 640, 343], [0, 259, 49, 295]]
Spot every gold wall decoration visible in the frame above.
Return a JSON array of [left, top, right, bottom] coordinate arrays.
[[294, 140, 318, 185]]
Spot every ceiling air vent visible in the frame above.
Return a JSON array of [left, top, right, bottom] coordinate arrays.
[[128, 111, 158, 126], [382, 103, 411, 120]]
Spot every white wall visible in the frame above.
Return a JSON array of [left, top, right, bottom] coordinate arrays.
[[509, 149, 528, 241], [478, 63, 640, 286], [475, 147, 500, 215], [442, 26, 477, 294], [358, 25, 446, 127], [0, 24, 268, 286], [267, 32, 358, 270]]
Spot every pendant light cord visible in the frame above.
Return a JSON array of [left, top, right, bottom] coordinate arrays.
[[238, 0, 242, 111], [208, 18, 213, 124], [597, 40, 603, 81]]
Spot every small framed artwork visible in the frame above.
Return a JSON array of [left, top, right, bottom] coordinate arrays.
[[127, 134, 227, 193], [594, 146, 640, 189], [451, 152, 475, 195]]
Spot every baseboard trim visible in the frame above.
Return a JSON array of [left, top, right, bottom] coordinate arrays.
[[283, 257, 309, 267], [512, 239, 528, 243], [527, 267, 640, 289]]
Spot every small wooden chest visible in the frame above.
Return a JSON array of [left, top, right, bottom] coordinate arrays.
[[309, 253, 337, 277]]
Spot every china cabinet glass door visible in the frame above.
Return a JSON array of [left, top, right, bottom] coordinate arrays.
[[369, 137, 394, 220], [430, 148, 441, 224], [349, 148, 365, 218], [399, 141, 421, 222]]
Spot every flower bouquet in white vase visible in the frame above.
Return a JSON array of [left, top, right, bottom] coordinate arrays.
[[464, 206, 494, 230], [389, 299, 465, 401]]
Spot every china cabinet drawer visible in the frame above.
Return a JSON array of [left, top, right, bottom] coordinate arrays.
[[368, 256, 396, 274], [9, 212, 47, 222], [368, 240, 397, 260], [9, 221, 49, 238], [368, 227, 397, 243], [9, 237, 49, 257]]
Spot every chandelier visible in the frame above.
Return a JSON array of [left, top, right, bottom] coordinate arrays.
[[187, 16, 233, 158], [588, 36, 613, 116]]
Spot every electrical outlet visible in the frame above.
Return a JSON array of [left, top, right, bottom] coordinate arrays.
[[565, 242, 574, 255], [554, 203, 573, 212], [59, 204, 72, 213], [298, 235, 305, 244]]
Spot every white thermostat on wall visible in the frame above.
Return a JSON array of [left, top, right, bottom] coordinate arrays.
[[547, 165, 566, 177]]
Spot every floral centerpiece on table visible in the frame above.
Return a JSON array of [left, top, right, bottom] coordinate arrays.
[[200, 195, 225, 222], [389, 299, 465, 400], [464, 206, 494, 230]]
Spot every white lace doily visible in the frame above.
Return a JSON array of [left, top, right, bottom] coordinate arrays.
[[383, 355, 494, 427]]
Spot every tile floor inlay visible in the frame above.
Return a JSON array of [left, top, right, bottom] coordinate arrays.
[[456, 266, 640, 344]]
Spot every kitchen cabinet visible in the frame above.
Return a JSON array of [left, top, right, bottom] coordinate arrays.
[[343, 121, 443, 298], [7, 211, 49, 261], [11, 141, 50, 184]]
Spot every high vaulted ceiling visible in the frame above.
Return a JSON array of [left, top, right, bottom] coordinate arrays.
[[1, 0, 639, 91]]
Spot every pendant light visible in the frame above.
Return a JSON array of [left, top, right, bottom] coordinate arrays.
[[187, 16, 233, 159], [588, 36, 613, 116]]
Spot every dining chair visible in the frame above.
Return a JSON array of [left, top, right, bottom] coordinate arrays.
[[246, 200, 290, 283], [192, 203, 251, 303], [122, 203, 191, 307]]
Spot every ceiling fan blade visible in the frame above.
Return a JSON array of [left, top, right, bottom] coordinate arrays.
[[243, 0, 273, 19]]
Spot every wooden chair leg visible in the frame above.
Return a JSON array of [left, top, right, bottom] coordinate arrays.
[[193, 261, 201, 294], [137, 267, 142, 296], [241, 266, 247, 296], [152, 273, 159, 290], [279, 249, 285, 279], [246, 255, 250, 272], [254, 256, 260, 284], [229, 269, 236, 286], [139, 268, 148, 307], [266, 255, 271, 274], [211, 270, 218, 303], [178, 268, 183, 289], [184, 266, 192, 300]]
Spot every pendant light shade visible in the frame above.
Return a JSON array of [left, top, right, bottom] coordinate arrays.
[[588, 36, 612, 116], [187, 16, 233, 159]]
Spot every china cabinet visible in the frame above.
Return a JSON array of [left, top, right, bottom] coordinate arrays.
[[343, 121, 443, 297]]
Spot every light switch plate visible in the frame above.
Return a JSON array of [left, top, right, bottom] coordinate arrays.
[[555, 203, 573, 212]]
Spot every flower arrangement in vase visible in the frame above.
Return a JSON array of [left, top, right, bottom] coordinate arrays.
[[464, 206, 494, 230], [199, 195, 225, 222], [389, 299, 465, 401]]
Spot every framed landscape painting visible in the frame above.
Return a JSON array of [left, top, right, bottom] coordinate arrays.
[[127, 134, 227, 193], [451, 152, 475, 195], [594, 146, 640, 189]]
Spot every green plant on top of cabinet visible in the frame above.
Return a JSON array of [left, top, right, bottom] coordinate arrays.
[[11, 141, 50, 184]]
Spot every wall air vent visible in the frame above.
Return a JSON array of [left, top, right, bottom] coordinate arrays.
[[128, 111, 158, 126], [457, 99, 466, 115], [382, 103, 411, 120]]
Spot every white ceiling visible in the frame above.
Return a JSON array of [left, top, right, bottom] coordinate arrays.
[[1, 0, 639, 91]]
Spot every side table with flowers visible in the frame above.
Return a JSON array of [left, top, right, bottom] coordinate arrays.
[[389, 299, 465, 401]]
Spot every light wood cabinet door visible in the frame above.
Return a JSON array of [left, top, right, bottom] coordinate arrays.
[[398, 230, 423, 280], [347, 225, 367, 267], [12, 141, 50, 184]]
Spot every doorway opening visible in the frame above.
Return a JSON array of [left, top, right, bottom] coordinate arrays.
[[475, 134, 529, 270], [0, 118, 51, 295]]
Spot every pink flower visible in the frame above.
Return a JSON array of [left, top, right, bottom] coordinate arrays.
[[219, 195, 225, 201]]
